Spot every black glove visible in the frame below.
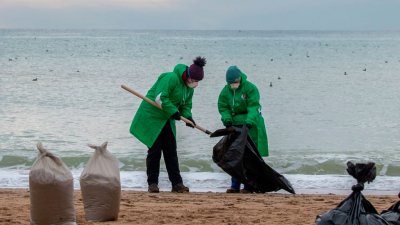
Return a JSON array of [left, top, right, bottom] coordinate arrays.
[[224, 121, 232, 128], [171, 111, 181, 120], [186, 117, 196, 128]]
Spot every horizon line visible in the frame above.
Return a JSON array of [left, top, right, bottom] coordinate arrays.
[[1, 28, 400, 32]]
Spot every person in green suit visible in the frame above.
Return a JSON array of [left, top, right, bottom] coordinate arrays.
[[130, 57, 206, 193], [218, 65, 269, 193]]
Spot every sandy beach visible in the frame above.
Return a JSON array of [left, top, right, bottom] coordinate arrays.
[[0, 188, 397, 225]]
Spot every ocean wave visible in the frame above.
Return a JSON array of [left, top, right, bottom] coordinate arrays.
[[1, 154, 399, 176]]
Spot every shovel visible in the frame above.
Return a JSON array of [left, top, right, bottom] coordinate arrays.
[[121, 84, 212, 135]]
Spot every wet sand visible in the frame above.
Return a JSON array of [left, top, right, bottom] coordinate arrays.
[[0, 188, 397, 225]]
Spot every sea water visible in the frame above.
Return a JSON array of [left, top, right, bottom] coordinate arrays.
[[1, 30, 399, 194]]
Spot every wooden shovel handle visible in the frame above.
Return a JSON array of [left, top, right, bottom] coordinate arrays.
[[121, 84, 211, 135]]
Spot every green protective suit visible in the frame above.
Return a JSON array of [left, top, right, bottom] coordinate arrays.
[[130, 64, 193, 148], [217, 73, 269, 156]]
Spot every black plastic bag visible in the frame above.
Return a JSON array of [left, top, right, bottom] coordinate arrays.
[[316, 162, 390, 225], [212, 126, 295, 194], [380, 192, 400, 225]]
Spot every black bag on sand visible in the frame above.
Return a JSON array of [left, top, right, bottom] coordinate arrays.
[[212, 126, 295, 194], [316, 161, 390, 225], [380, 192, 400, 225]]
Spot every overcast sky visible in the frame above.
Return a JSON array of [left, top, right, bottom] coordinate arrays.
[[0, 0, 399, 30]]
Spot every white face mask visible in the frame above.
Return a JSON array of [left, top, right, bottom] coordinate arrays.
[[230, 83, 240, 89], [187, 81, 198, 89]]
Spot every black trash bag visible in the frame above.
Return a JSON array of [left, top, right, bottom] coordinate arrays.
[[380, 192, 400, 225], [212, 126, 295, 194], [346, 161, 376, 184], [316, 161, 390, 225]]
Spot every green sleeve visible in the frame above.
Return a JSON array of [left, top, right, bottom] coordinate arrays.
[[218, 87, 233, 125], [245, 84, 261, 126], [179, 90, 193, 119], [159, 76, 179, 117]]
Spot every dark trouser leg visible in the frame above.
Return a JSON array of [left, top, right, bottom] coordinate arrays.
[[146, 131, 163, 185], [231, 177, 241, 190], [161, 122, 183, 186]]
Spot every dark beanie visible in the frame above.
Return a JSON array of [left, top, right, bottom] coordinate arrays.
[[226, 66, 241, 84], [188, 56, 206, 81]]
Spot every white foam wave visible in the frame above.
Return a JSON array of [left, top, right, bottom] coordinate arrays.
[[1, 169, 398, 195]]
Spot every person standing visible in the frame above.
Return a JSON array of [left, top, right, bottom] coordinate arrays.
[[130, 57, 206, 193], [217, 65, 269, 193]]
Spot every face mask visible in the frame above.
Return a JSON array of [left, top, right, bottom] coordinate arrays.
[[187, 81, 198, 89], [230, 83, 240, 89]]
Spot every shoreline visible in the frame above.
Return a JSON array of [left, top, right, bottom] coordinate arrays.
[[1, 170, 399, 195], [3, 186, 398, 196], [1, 188, 398, 225]]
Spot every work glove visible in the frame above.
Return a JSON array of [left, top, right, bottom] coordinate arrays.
[[171, 111, 181, 120], [186, 117, 196, 128], [224, 121, 232, 128]]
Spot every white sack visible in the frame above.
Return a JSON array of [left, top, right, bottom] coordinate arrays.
[[80, 141, 121, 221], [29, 142, 76, 225]]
